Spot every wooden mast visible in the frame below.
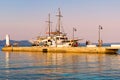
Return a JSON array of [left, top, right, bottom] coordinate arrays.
[[46, 13, 52, 36], [56, 8, 63, 35]]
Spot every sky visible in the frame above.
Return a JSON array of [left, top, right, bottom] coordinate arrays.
[[0, 0, 120, 43]]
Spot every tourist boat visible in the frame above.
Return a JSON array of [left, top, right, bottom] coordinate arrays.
[[29, 8, 79, 47]]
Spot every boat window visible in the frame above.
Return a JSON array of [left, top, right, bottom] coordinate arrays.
[[65, 38, 68, 40], [56, 37, 59, 40], [48, 40, 51, 42], [60, 38, 64, 40]]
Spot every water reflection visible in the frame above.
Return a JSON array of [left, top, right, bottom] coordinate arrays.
[[3, 51, 120, 79], [5, 52, 9, 67], [3, 52, 109, 70], [5, 52, 10, 73]]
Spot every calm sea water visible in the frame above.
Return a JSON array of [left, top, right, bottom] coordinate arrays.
[[0, 45, 120, 80]]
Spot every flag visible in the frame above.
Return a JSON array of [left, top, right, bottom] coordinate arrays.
[[99, 25, 103, 30], [73, 28, 77, 31]]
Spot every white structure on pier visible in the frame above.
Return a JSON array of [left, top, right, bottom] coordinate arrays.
[[6, 34, 10, 46]]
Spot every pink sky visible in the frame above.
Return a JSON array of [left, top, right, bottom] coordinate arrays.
[[0, 0, 120, 43]]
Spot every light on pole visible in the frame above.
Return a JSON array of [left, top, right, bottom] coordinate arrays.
[[98, 25, 103, 47]]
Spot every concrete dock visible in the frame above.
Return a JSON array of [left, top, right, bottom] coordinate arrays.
[[2, 46, 119, 53]]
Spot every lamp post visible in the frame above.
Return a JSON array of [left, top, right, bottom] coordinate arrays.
[[98, 25, 103, 47]]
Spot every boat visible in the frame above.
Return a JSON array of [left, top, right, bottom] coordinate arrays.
[[29, 8, 79, 47]]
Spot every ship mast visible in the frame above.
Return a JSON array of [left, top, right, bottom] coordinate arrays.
[[46, 13, 52, 36], [56, 8, 63, 35]]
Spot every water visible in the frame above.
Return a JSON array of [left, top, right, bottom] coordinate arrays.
[[0, 50, 120, 80]]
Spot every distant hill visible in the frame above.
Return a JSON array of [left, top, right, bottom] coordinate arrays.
[[0, 40, 119, 47], [0, 40, 32, 47]]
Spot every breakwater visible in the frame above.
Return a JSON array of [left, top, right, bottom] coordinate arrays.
[[2, 46, 119, 53]]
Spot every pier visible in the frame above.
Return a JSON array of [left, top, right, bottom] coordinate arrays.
[[2, 46, 119, 53]]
